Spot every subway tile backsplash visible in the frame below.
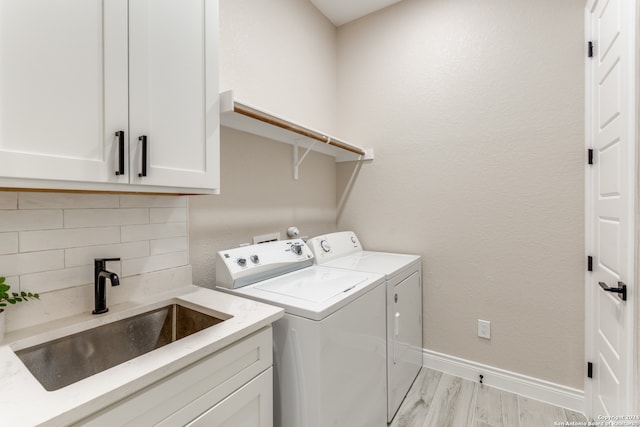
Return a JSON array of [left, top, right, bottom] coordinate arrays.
[[63, 208, 149, 228], [121, 222, 187, 242], [0, 250, 64, 277], [0, 209, 62, 232], [18, 192, 120, 209], [0, 192, 190, 331], [20, 226, 122, 252]]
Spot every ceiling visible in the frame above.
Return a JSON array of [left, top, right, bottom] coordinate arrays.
[[309, 0, 404, 26]]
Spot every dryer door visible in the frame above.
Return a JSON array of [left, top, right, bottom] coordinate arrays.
[[388, 271, 423, 421]]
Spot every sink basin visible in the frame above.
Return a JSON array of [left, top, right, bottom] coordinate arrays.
[[15, 304, 227, 391]]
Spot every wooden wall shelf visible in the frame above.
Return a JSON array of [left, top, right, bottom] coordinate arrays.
[[220, 90, 374, 165]]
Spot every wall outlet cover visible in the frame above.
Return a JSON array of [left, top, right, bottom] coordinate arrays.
[[478, 319, 491, 339]]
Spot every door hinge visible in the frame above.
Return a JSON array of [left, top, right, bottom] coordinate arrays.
[[587, 256, 593, 272], [587, 362, 593, 379], [588, 148, 594, 165], [588, 41, 594, 58]]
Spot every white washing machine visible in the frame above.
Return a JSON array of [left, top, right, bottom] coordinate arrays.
[[216, 239, 387, 427], [307, 231, 423, 423]]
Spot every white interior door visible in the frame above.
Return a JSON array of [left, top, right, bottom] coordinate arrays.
[[586, 0, 636, 418]]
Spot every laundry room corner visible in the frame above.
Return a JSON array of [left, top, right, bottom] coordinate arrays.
[[188, 127, 338, 289], [189, 0, 342, 290]]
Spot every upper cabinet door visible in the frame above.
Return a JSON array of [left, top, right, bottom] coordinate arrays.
[[128, 0, 219, 191], [0, 0, 129, 184]]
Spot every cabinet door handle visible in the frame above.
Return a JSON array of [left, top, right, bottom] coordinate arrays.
[[115, 131, 125, 176], [138, 135, 148, 177]]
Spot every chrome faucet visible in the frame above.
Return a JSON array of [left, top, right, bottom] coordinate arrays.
[[93, 258, 121, 314]]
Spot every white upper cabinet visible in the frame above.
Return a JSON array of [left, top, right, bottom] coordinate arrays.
[[0, 0, 219, 194], [0, 0, 129, 184], [128, 0, 219, 191]]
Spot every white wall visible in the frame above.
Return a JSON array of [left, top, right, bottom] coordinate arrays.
[[219, 0, 338, 133], [189, 0, 340, 288], [0, 192, 189, 332], [335, 0, 585, 388]]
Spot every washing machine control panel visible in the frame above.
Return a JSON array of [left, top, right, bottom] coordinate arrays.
[[216, 239, 314, 289]]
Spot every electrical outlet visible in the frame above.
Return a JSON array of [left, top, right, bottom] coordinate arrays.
[[478, 320, 491, 339]]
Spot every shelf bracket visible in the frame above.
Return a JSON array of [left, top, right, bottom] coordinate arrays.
[[293, 139, 316, 180]]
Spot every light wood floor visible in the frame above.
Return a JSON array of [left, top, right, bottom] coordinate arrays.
[[391, 368, 588, 427]]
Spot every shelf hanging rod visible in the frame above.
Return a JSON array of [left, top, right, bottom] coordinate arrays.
[[233, 101, 366, 156]]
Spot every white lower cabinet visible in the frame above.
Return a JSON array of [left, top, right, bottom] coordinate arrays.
[[74, 327, 273, 427], [186, 369, 272, 427]]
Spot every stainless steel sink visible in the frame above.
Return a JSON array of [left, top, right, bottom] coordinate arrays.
[[16, 304, 226, 391]]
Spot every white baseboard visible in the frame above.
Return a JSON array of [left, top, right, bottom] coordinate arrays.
[[422, 348, 585, 414]]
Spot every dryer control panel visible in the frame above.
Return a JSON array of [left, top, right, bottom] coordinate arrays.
[[216, 239, 314, 289], [307, 231, 362, 264]]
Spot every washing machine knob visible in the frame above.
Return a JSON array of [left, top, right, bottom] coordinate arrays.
[[291, 244, 303, 255], [250, 255, 260, 264], [237, 257, 247, 267], [320, 239, 331, 252]]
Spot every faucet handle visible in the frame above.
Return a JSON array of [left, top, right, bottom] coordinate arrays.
[[95, 257, 121, 263], [94, 258, 121, 269]]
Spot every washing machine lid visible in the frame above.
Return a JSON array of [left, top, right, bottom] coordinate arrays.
[[322, 251, 421, 278], [226, 266, 384, 321]]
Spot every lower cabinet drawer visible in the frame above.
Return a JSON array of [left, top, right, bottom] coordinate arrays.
[[185, 368, 273, 427], [75, 327, 272, 427]]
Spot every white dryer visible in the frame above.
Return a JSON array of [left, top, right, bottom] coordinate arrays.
[[307, 231, 423, 423], [216, 239, 387, 427]]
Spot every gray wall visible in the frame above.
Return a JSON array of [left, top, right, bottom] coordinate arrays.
[[335, 0, 585, 388]]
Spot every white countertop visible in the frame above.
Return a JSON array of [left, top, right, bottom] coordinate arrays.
[[0, 285, 284, 427]]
